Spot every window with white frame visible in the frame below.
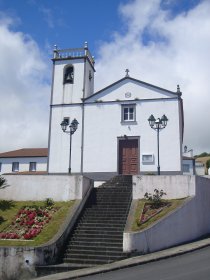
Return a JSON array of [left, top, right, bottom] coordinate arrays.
[[29, 162, 37, 172], [122, 104, 136, 122], [12, 162, 19, 172]]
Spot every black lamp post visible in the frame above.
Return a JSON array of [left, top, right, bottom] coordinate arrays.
[[60, 118, 79, 174], [148, 114, 168, 175]]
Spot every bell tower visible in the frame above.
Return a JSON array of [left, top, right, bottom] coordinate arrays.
[[48, 43, 95, 174], [51, 42, 95, 105]]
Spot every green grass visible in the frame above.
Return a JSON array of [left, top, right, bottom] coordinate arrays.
[[132, 198, 186, 232], [0, 200, 75, 246]]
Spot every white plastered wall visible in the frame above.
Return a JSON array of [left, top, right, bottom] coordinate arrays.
[[83, 99, 182, 174], [1, 175, 92, 201], [48, 105, 83, 173]]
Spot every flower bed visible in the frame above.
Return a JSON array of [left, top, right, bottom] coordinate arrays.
[[0, 205, 59, 240], [139, 202, 170, 225]]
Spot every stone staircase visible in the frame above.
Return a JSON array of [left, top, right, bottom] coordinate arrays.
[[62, 175, 132, 267]]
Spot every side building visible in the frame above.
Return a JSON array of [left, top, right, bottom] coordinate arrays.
[[0, 148, 48, 174]]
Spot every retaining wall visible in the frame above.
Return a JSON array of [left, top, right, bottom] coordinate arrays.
[[133, 175, 196, 199], [0, 175, 93, 279], [124, 175, 210, 253], [1, 174, 91, 201]]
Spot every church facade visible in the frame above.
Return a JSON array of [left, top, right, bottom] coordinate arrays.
[[47, 43, 184, 180]]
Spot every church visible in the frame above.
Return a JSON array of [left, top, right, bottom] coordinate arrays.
[[47, 43, 184, 180]]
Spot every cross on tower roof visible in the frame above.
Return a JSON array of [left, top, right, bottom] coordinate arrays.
[[125, 69, 130, 77]]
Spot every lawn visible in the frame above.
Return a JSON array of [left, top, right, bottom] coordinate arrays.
[[132, 198, 186, 231], [0, 200, 75, 246]]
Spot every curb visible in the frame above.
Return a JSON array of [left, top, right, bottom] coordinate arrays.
[[33, 237, 210, 280]]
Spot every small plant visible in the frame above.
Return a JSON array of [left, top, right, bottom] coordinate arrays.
[[0, 200, 15, 211], [0, 176, 8, 189], [44, 198, 54, 208], [144, 189, 166, 209], [0, 216, 5, 225], [206, 159, 210, 169]]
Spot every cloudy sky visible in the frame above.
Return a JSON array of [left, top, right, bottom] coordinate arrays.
[[0, 0, 209, 154]]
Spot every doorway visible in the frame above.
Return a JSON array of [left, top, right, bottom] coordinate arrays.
[[118, 138, 139, 175]]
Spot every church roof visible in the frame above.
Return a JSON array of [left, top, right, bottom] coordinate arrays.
[[0, 148, 48, 158], [85, 76, 181, 101]]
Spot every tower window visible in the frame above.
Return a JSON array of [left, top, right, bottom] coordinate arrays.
[[64, 66, 74, 84]]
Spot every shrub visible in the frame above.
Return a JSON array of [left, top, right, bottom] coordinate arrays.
[[0, 176, 8, 189], [44, 198, 54, 207], [206, 159, 210, 170], [0, 215, 5, 224], [144, 189, 166, 209]]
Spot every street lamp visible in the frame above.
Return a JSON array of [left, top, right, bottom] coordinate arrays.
[[148, 114, 168, 175], [60, 118, 79, 174]]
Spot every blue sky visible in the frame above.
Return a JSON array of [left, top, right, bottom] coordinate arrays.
[[0, 0, 129, 55], [0, 0, 202, 56], [0, 0, 209, 154]]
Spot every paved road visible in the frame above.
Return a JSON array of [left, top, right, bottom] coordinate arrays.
[[77, 246, 210, 280]]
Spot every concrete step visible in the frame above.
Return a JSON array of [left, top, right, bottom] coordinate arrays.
[[74, 228, 123, 235], [76, 223, 125, 229], [84, 208, 128, 214], [95, 190, 131, 195], [87, 206, 129, 211], [66, 244, 122, 252], [96, 188, 131, 193], [91, 199, 129, 207], [68, 240, 123, 247], [91, 200, 130, 205], [81, 217, 127, 223], [70, 235, 123, 243], [64, 249, 123, 257], [63, 254, 126, 264], [72, 231, 123, 238]]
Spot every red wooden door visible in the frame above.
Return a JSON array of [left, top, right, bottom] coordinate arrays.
[[119, 139, 138, 175]]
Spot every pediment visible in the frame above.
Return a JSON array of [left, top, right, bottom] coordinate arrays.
[[85, 77, 179, 103]]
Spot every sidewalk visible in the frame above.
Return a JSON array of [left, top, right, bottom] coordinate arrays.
[[32, 236, 210, 280]]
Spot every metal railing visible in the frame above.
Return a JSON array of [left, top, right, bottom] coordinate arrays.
[[53, 43, 94, 65]]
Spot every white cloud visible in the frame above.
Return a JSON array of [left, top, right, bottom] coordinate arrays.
[[39, 7, 54, 29], [95, 0, 210, 154], [0, 14, 50, 152]]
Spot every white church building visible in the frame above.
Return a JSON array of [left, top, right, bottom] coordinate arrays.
[[47, 43, 184, 180]]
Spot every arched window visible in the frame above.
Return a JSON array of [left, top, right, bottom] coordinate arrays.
[[64, 65, 74, 84]]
